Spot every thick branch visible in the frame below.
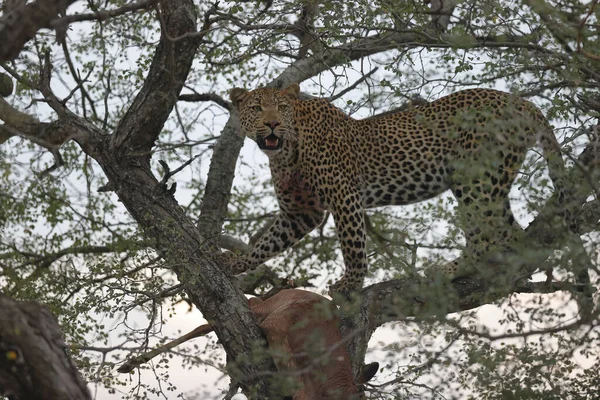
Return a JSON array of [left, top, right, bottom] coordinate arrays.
[[0, 95, 94, 173], [50, 0, 160, 30], [0, 294, 91, 400], [220, 234, 251, 253], [0, 73, 13, 97], [95, 152, 278, 395], [0, 0, 77, 63], [0, 97, 39, 131], [271, 31, 555, 88], [87, 1, 279, 395], [111, 0, 201, 164], [196, 117, 245, 245]]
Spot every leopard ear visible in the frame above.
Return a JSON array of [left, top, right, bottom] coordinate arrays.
[[229, 88, 249, 108], [282, 83, 300, 100]]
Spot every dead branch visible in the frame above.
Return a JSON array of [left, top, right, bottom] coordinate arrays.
[[179, 92, 233, 111], [117, 324, 214, 373]]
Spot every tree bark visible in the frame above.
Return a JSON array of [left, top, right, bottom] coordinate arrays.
[[0, 0, 77, 63], [90, 0, 280, 396], [0, 294, 91, 400]]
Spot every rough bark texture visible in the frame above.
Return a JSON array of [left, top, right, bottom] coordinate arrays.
[[0, 294, 91, 400], [91, 1, 280, 395], [95, 150, 278, 395], [0, 0, 77, 63], [197, 117, 246, 247], [111, 1, 198, 160]]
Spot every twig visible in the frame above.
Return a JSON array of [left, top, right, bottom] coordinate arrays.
[[38, 51, 71, 116], [576, 0, 600, 60], [178, 92, 232, 111], [117, 324, 214, 373], [60, 39, 98, 119], [60, 66, 95, 106], [158, 154, 200, 186], [50, 0, 160, 30], [327, 67, 379, 102]]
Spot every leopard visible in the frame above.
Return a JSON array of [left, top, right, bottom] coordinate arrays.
[[226, 83, 564, 297]]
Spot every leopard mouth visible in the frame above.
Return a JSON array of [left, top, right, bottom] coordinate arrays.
[[257, 133, 283, 151]]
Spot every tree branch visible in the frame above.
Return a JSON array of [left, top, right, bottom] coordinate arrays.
[[219, 235, 251, 253], [0, 294, 91, 400], [0, 0, 78, 63], [0, 89, 94, 173], [196, 117, 245, 246], [328, 67, 379, 102], [84, 1, 280, 395], [0, 244, 132, 270], [50, 0, 160, 30], [270, 31, 558, 88], [0, 96, 39, 131], [111, 0, 202, 166], [117, 324, 214, 373], [179, 92, 232, 111]]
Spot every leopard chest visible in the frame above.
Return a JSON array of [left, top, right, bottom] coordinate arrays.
[[273, 169, 325, 212]]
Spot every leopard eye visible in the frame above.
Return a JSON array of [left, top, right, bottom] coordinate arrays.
[[279, 103, 289, 111], [252, 105, 262, 112]]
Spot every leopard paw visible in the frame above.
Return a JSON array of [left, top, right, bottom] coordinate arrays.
[[214, 251, 247, 275], [328, 277, 360, 301], [425, 256, 476, 282]]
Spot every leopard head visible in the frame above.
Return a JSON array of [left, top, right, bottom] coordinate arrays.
[[229, 84, 300, 157]]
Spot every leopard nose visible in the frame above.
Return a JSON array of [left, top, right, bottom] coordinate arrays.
[[264, 121, 281, 129]]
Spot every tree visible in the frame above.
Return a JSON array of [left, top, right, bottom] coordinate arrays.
[[0, 0, 598, 399]]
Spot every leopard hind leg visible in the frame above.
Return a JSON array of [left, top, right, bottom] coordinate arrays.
[[441, 150, 524, 280]]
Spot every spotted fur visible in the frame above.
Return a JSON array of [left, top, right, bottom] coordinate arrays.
[[227, 84, 563, 296]]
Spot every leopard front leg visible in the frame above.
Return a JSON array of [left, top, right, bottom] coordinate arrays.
[[227, 208, 325, 274], [328, 192, 367, 298]]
